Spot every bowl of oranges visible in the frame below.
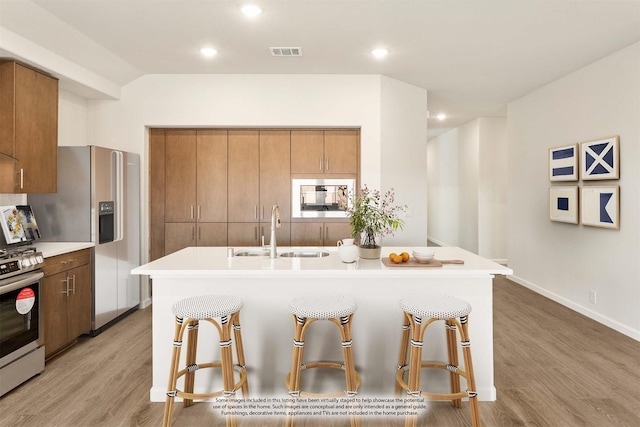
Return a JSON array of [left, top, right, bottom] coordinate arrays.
[[388, 251, 411, 264]]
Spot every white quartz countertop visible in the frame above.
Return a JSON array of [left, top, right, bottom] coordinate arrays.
[[36, 242, 95, 258], [133, 246, 512, 279]]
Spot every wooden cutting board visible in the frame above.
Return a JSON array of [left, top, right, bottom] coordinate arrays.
[[381, 258, 465, 268]]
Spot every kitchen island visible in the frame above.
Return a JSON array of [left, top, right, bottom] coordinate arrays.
[[133, 246, 512, 403]]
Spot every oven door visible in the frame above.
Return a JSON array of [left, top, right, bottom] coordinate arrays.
[[0, 271, 44, 367]]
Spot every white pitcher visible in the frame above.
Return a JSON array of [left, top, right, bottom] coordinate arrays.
[[337, 238, 359, 263]]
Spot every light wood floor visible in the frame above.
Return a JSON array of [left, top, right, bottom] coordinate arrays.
[[1, 276, 638, 426]]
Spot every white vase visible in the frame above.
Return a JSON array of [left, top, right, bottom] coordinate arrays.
[[337, 238, 359, 263]]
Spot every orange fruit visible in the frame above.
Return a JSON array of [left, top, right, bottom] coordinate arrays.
[[401, 252, 410, 262], [392, 254, 403, 264], [389, 252, 398, 261]]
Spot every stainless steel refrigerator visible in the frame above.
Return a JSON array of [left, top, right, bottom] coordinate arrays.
[[29, 146, 141, 334]]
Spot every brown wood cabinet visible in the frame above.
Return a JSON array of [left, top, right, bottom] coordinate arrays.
[[151, 129, 228, 257], [42, 249, 91, 359], [291, 130, 359, 175], [0, 61, 58, 193], [150, 127, 358, 256], [290, 222, 352, 246]]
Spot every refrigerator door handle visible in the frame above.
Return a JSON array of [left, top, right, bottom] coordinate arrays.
[[113, 151, 125, 242]]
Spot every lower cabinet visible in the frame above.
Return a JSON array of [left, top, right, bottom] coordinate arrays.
[[164, 222, 227, 255], [42, 249, 91, 359], [227, 223, 291, 247], [290, 222, 352, 246]]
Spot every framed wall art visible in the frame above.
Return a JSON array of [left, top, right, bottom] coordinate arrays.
[[580, 136, 619, 180], [580, 186, 619, 229], [549, 186, 579, 224], [549, 143, 578, 181]]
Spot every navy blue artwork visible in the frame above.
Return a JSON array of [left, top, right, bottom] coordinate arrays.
[[557, 197, 569, 211], [600, 193, 613, 223]]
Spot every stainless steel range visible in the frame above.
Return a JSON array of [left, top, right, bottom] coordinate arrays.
[[0, 246, 45, 397]]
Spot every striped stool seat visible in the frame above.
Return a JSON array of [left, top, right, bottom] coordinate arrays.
[[396, 293, 481, 427], [163, 294, 249, 427], [285, 295, 361, 427]]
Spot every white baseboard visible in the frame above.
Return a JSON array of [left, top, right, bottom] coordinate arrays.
[[510, 275, 640, 341], [138, 297, 152, 309]]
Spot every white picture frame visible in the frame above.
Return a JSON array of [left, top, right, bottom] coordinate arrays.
[[580, 136, 619, 180], [549, 186, 579, 224], [549, 144, 578, 181], [580, 186, 620, 229]]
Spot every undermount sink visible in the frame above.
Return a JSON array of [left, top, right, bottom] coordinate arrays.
[[234, 250, 270, 257], [279, 251, 330, 258]]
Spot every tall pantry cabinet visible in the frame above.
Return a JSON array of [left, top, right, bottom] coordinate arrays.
[[150, 129, 228, 258]]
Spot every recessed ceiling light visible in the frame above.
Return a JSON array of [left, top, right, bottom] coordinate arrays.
[[436, 113, 447, 121], [371, 48, 389, 58], [241, 4, 262, 17], [200, 47, 218, 58]]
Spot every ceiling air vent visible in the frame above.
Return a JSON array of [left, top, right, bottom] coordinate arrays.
[[270, 47, 302, 57]]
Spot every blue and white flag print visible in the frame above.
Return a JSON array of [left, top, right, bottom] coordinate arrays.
[[550, 144, 577, 181]]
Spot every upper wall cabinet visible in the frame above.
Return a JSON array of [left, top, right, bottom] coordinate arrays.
[[291, 130, 359, 175], [0, 61, 58, 193]]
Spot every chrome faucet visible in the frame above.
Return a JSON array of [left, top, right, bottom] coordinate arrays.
[[269, 204, 281, 258]]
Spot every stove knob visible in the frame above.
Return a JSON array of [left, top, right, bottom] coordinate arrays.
[[30, 256, 38, 266], [36, 255, 44, 264], [21, 259, 30, 268]]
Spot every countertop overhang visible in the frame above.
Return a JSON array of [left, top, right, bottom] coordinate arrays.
[[133, 246, 513, 279]]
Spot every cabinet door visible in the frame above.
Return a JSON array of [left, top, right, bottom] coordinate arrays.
[[197, 130, 227, 222], [228, 131, 260, 222], [228, 223, 260, 247], [165, 223, 196, 255], [291, 222, 324, 246], [42, 271, 70, 358], [291, 130, 324, 174], [15, 64, 58, 193], [165, 130, 197, 222], [323, 130, 359, 174], [324, 222, 353, 246], [197, 223, 228, 247], [66, 264, 91, 339], [149, 129, 166, 261], [260, 222, 291, 247], [260, 130, 291, 222]]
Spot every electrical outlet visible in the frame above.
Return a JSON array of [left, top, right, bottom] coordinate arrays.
[[589, 290, 597, 304]]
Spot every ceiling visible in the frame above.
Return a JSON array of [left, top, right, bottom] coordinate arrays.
[[1, 0, 639, 138]]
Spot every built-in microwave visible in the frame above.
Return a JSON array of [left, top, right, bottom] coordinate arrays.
[[292, 178, 355, 218]]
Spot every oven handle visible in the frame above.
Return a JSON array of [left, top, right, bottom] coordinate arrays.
[[0, 272, 44, 294]]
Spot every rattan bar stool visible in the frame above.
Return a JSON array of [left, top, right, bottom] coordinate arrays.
[[285, 294, 361, 427], [395, 293, 480, 427], [163, 294, 249, 427]]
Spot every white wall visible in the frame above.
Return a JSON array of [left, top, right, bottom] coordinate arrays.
[[426, 118, 508, 259], [85, 73, 427, 304], [380, 76, 429, 246], [507, 42, 640, 339], [478, 118, 508, 261]]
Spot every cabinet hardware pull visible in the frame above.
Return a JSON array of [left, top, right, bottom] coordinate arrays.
[[326, 158, 329, 171], [319, 226, 323, 242], [71, 275, 76, 294], [197, 205, 201, 220], [198, 226, 201, 241], [261, 206, 264, 220], [255, 226, 258, 242], [190, 205, 194, 219], [61, 277, 69, 296], [320, 156, 323, 172], [17, 169, 24, 189], [191, 226, 195, 241], [255, 206, 258, 220], [325, 226, 329, 242]]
